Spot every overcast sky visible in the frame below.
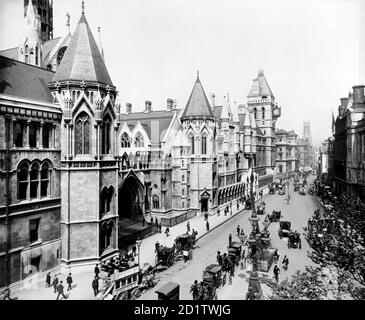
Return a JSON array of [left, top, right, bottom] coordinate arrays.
[[0, 0, 364, 145]]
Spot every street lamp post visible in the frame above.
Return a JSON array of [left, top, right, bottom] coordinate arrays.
[[136, 239, 142, 268]]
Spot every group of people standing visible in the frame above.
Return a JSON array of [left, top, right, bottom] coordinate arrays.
[[45, 272, 73, 300]]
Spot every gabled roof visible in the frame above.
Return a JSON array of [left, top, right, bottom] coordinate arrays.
[[287, 129, 297, 136], [248, 69, 274, 98], [0, 47, 18, 60], [276, 129, 288, 135], [0, 55, 54, 102], [181, 75, 215, 120], [52, 13, 113, 86]]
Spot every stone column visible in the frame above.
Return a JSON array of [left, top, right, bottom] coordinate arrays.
[[69, 124, 73, 158], [39, 121, 44, 149], [52, 124, 56, 149], [26, 120, 30, 148], [26, 168, 31, 200], [12, 118, 16, 148]]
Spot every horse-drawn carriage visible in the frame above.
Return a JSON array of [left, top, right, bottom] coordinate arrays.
[[299, 187, 306, 195], [155, 245, 176, 267], [245, 198, 252, 210], [288, 231, 302, 249], [294, 183, 300, 192], [174, 233, 196, 261], [228, 241, 242, 266], [268, 210, 281, 223], [198, 264, 221, 300], [269, 186, 275, 194], [278, 220, 292, 239]]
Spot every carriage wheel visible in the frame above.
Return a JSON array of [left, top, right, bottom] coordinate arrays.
[[116, 291, 129, 300], [131, 288, 141, 300], [155, 255, 159, 266], [167, 254, 174, 267]]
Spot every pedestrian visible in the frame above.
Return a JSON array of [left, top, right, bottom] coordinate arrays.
[[187, 221, 190, 233], [165, 227, 170, 237], [155, 217, 158, 227], [230, 262, 235, 278], [246, 287, 255, 300], [158, 222, 162, 233], [282, 255, 289, 271], [56, 281, 67, 300], [92, 276, 99, 296], [155, 241, 160, 253], [66, 273, 73, 291], [237, 225, 240, 236], [142, 218, 145, 226], [94, 264, 100, 278], [45, 272, 51, 288], [273, 249, 279, 264], [183, 250, 189, 263], [228, 233, 232, 245], [204, 212, 208, 221], [224, 208, 227, 216], [132, 244, 137, 257], [190, 280, 199, 300], [216, 251, 222, 265], [52, 275, 59, 294], [206, 220, 210, 231], [237, 202, 239, 210], [273, 265, 280, 282], [217, 209, 220, 217]]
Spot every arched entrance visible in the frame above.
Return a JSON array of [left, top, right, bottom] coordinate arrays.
[[118, 173, 144, 221]]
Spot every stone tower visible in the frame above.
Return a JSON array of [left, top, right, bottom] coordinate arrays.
[[180, 73, 217, 214], [19, 1, 42, 67], [48, 3, 119, 272], [247, 69, 281, 172], [303, 121, 312, 143], [24, 0, 53, 43]]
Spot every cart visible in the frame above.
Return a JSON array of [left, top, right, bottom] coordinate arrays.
[[268, 210, 281, 223], [288, 231, 302, 249], [269, 186, 275, 194], [278, 185, 285, 195], [299, 187, 306, 195], [155, 282, 180, 300], [228, 241, 242, 266], [155, 245, 176, 267], [278, 220, 291, 239], [256, 204, 265, 215], [202, 264, 222, 289]]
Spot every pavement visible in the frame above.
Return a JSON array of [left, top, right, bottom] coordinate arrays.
[[11, 190, 266, 300]]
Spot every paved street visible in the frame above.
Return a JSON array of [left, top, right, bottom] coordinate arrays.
[[139, 174, 319, 300]]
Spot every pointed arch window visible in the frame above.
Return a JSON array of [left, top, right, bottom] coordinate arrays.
[[190, 135, 195, 155], [135, 132, 144, 147], [201, 135, 207, 155], [41, 162, 50, 197], [24, 45, 29, 64], [262, 107, 265, 119], [30, 163, 40, 199], [152, 195, 159, 209], [75, 112, 90, 155], [13, 121, 25, 147], [101, 115, 112, 155], [253, 107, 257, 119], [121, 132, 130, 148], [18, 162, 29, 200]]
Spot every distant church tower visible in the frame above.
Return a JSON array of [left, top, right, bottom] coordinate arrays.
[[19, 1, 43, 66], [24, 0, 53, 43], [303, 121, 311, 143]]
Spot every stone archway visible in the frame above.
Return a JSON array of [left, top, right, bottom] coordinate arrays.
[[118, 172, 144, 221]]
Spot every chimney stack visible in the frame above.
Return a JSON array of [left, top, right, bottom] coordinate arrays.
[[145, 100, 152, 113], [126, 103, 132, 114], [210, 93, 215, 108], [352, 85, 365, 105], [167, 98, 173, 111], [338, 98, 348, 117]]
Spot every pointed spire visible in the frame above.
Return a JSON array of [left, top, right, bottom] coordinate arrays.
[[82, 0, 85, 15], [66, 12, 71, 34], [197, 70, 199, 80], [181, 73, 215, 120], [97, 26, 105, 61]]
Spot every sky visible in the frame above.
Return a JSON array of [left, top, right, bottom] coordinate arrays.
[[0, 0, 364, 145]]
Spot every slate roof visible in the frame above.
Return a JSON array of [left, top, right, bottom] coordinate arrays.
[[0, 55, 54, 102], [276, 129, 288, 135], [181, 76, 215, 120], [52, 13, 113, 86], [120, 109, 178, 144], [248, 70, 274, 98], [287, 129, 297, 136], [0, 47, 18, 60]]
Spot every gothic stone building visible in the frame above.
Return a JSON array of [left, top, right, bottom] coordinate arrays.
[[0, 2, 282, 288]]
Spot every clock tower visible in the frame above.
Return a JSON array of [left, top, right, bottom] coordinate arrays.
[[247, 69, 281, 171]]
